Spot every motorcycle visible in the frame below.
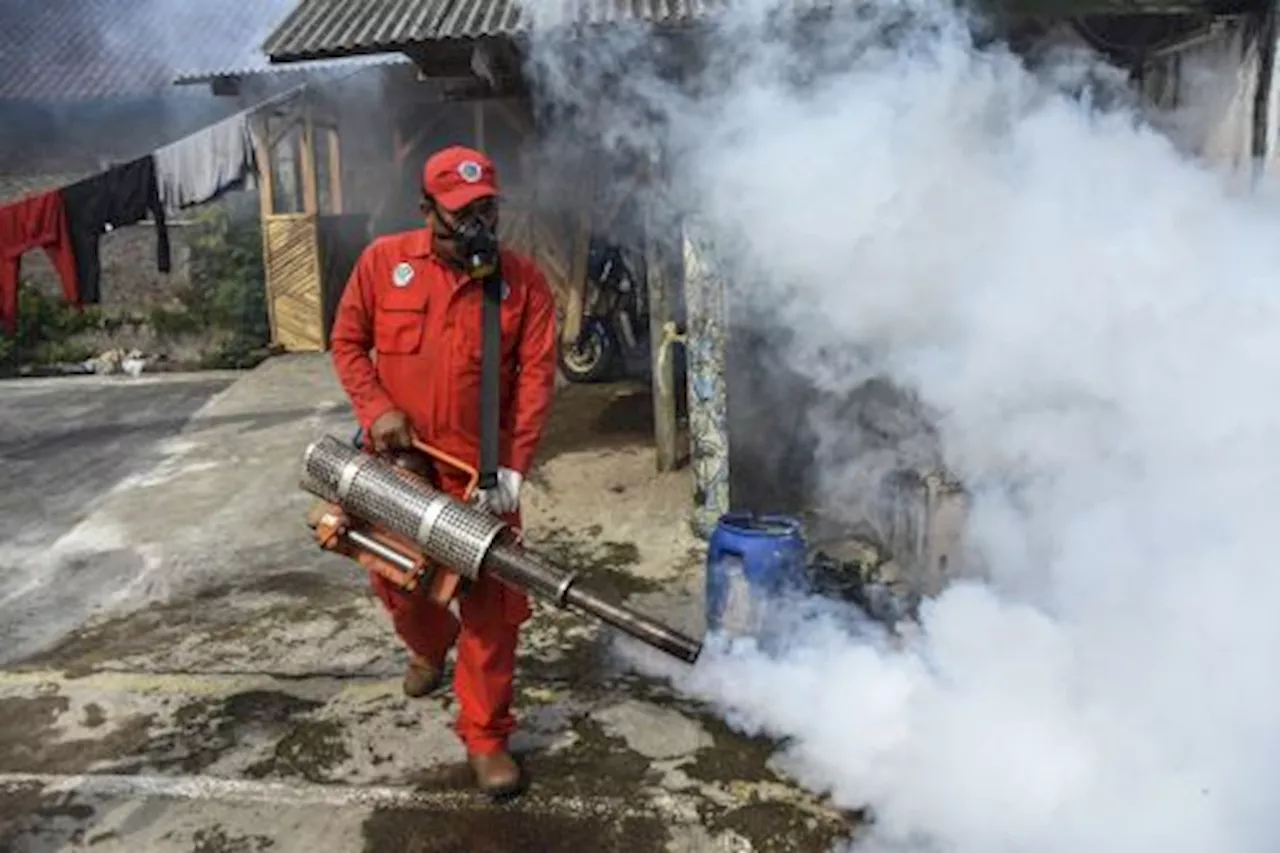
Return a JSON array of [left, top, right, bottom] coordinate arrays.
[[558, 239, 650, 383]]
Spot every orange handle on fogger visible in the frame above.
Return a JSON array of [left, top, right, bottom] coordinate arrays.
[[408, 436, 521, 540], [409, 437, 480, 503]]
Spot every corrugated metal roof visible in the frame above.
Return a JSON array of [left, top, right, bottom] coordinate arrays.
[[168, 0, 412, 83], [264, 0, 457, 61], [435, 0, 521, 38], [173, 53, 410, 86], [265, 0, 1251, 62], [432, 0, 717, 38], [0, 0, 400, 103], [264, 0, 719, 60]]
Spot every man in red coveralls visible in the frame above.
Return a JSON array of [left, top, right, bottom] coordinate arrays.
[[329, 145, 558, 798]]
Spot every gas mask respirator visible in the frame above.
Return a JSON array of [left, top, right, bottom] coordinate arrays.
[[451, 216, 500, 281]]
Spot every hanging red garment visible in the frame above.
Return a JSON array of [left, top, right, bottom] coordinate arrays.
[[0, 191, 81, 334]]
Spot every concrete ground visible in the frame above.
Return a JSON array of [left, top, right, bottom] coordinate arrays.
[[0, 356, 859, 853]]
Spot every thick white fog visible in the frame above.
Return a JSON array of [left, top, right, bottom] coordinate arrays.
[[526, 2, 1280, 850]]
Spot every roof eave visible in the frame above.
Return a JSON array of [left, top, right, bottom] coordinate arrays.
[[266, 43, 417, 64], [261, 0, 1255, 66]]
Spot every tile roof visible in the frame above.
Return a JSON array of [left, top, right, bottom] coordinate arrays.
[[0, 0, 408, 102]]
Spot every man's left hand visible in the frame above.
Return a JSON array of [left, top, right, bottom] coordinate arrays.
[[473, 468, 523, 516]]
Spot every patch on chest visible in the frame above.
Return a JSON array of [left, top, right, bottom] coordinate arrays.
[[392, 262, 415, 288]]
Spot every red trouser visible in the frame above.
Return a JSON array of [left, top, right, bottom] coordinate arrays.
[[369, 496, 532, 755], [0, 192, 80, 333]]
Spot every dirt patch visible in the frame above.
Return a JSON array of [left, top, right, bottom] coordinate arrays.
[[362, 804, 668, 853], [521, 717, 657, 798], [398, 705, 658, 800], [681, 712, 785, 785], [0, 694, 154, 774], [0, 785, 57, 851], [0, 790, 102, 851], [522, 444, 703, 596], [244, 719, 351, 783], [189, 824, 277, 853], [17, 573, 363, 677], [83, 702, 107, 728], [534, 383, 654, 469], [525, 526, 658, 599], [710, 800, 857, 853], [128, 690, 324, 775], [516, 590, 651, 700], [518, 633, 611, 694], [202, 571, 340, 601]]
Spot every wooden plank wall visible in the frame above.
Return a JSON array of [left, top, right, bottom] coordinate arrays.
[[264, 215, 324, 352]]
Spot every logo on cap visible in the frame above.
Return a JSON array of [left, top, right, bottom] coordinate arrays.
[[392, 262, 414, 288], [457, 160, 484, 183]]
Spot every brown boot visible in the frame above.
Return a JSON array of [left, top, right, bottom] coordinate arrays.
[[402, 657, 442, 698], [468, 749, 524, 800]]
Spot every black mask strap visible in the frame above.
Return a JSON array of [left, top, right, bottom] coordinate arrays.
[[424, 195, 501, 488]]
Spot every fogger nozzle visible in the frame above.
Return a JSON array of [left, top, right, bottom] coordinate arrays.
[[301, 435, 703, 665]]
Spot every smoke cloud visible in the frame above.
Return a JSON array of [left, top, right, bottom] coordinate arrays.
[[0, 0, 358, 176], [523, 1, 1280, 851]]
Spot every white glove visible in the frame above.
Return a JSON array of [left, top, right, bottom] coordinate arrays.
[[472, 467, 523, 516]]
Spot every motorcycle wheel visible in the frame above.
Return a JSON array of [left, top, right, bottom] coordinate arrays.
[[559, 325, 618, 383]]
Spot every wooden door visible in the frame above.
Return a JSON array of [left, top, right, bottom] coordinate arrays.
[[252, 92, 344, 352]]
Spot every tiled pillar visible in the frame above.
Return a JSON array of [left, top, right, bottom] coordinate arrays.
[[682, 219, 730, 539]]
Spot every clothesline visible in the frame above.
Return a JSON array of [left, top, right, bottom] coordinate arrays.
[[0, 64, 375, 331], [15, 61, 373, 212], [121, 78, 320, 188], [148, 62, 380, 211]]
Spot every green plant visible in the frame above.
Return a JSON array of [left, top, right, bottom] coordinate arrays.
[[141, 205, 269, 368], [146, 303, 202, 340], [1, 206, 272, 375], [199, 340, 269, 370], [16, 286, 103, 349], [184, 205, 269, 355], [1, 284, 104, 368], [34, 339, 97, 365]]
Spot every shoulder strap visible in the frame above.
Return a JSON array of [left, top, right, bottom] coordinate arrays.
[[479, 273, 502, 490]]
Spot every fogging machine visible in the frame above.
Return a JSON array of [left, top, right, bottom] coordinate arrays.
[[299, 434, 703, 664]]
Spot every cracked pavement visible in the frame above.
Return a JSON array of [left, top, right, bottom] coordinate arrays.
[[0, 356, 860, 852]]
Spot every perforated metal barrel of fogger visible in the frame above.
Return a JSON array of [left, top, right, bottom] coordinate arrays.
[[300, 435, 703, 664]]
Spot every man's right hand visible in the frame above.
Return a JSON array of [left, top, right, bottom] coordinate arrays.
[[369, 409, 413, 452]]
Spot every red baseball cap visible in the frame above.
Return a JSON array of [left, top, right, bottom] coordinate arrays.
[[422, 145, 499, 211]]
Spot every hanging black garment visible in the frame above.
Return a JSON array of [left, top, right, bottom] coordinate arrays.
[[61, 155, 171, 304]]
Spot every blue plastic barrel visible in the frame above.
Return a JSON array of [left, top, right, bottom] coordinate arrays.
[[705, 513, 807, 638]]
